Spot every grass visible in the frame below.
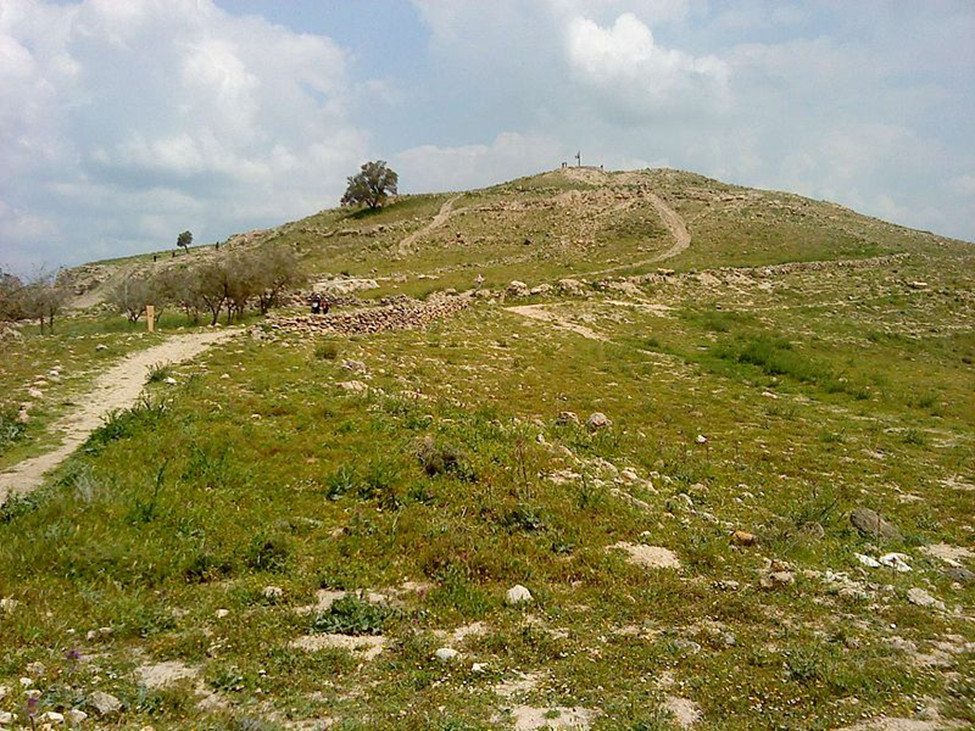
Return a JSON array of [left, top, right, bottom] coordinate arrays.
[[0, 167, 972, 729]]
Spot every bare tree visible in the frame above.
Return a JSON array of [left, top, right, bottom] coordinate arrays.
[[19, 272, 68, 334], [110, 275, 152, 323]]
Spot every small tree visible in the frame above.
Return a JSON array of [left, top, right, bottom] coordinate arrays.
[[341, 160, 398, 210], [177, 230, 193, 254], [110, 275, 152, 323], [19, 273, 67, 334]]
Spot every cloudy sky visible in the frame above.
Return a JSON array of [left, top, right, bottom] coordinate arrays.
[[1, 0, 973, 274]]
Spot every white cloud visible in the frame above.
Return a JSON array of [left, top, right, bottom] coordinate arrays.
[[0, 0, 367, 272], [393, 133, 566, 193], [565, 13, 729, 120]]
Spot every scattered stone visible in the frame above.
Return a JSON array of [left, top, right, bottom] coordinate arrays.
[[878, 553, 912, 572], [0, 711, 13, 726], [850, 507, 902, 542], [611, 542, 681, 569], [761, 571, 795, 589], [337, 380, 368, 393], [856, 553, 881, 568], [65, 710, 88, 725], [920, 543, 975, 567], [944, 565, 974, 584], [556, 411, 580, 426], [506, 585, 533, 605], [434, 647, 460, 662], [26, 661, 46, 678], [341, 359, 367, 373], [472, 662, 489, 673], [0, 684, 7, 701], [730, 530, 757, 546], [88, 691, 122, 716], [557, 278, 587, 296], [695, 434, 707, 444], [163, 377, 177, 385], [586, 412, 611, 431], [713, 580, 740, 591], [19, 677, 32, 688], [214, 608, 230, 619], [28, 388, 43, 399], [262, 585, 284, 601], [507, 280, 530, 297], [38, 711, 65, 724], [907, 588, 945, 611]]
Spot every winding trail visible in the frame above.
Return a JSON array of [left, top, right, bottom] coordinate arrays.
[[0, 329, 236, 506], [397, 195, 462, 255], [588, 191, 691, 276]]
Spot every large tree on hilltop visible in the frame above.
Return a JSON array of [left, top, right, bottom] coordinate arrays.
[[341, 160, 398, 210]]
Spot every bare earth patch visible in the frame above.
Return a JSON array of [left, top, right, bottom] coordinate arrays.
[[136, 660, 198, 690], [663, 695, 702, 728], [610, 542, 682, 570], [499, 705, 598, 730], [290, 634, 386, 661]]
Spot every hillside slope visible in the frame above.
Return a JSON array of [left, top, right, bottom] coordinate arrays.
[[1, 168, 973, 730]]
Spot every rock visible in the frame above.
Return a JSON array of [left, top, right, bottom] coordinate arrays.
[[341, 359, 367, 372], [434, 647, 460, 662], [556, 411, 580, 426], [945, 565, 975, 584], [529, 284, 552, 296], [163, 377, 177, 385], [586, 412, 611, 431], [472, 662, 489, 673], [28, 388, 43, 399], [262, 586, 284, 601], [855, 553, 881, 568], [730, 530, 757, 546], [850, 507, 902, 542], [26, 661, 46, 678], [695, 434, 708, 444], [557, 278, 586, 296], [0, 597, 19, 615], [88, 691, 121, 716], [877, 553, 912, 572], [506, 280, 529, 297], [505, 585, 533, 605], [0, 685, 7, 701], [761, 571, 795, 589], [0, 711, 13, 726], [38, 711, 64, 724], [65, 710, 87, 725], [907, 587, 945, 611], [611, 542, 681, 570], [214, 608, 230, 619], [337, 380, 368, 393], [620, 468, 639, 482]]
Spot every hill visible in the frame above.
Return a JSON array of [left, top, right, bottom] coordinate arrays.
[[0, 168, 973, 730]]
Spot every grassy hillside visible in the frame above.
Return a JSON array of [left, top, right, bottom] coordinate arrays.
[[0, 168, 972, 730]]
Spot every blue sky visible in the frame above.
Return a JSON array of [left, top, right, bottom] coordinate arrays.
[[1, 0, 973, 274]]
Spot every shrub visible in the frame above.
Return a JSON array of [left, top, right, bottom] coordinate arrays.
[[312, 594, 392, 636], [416, 435, 476, 481]]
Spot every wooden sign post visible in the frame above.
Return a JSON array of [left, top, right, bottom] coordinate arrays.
[[146, 304, 155, 333]]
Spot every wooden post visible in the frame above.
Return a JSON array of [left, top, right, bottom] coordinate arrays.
[[146, 304, 155, 333]]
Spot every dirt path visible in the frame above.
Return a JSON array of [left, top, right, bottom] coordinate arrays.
[[397, 195, 462, 255], [0, 330, 236, 505], [505, 304, 607, 342], [589, 191, 691, 276]]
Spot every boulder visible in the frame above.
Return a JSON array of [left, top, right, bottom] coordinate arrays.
[[586, 412, 611, 431], [505, 585, 533, 605], [850, 507, 902, 542]]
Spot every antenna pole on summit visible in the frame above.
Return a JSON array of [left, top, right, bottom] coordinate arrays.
[[575, 151, 581, 167]]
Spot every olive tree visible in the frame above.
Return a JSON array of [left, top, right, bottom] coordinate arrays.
[[341, 160, 398, 210]]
